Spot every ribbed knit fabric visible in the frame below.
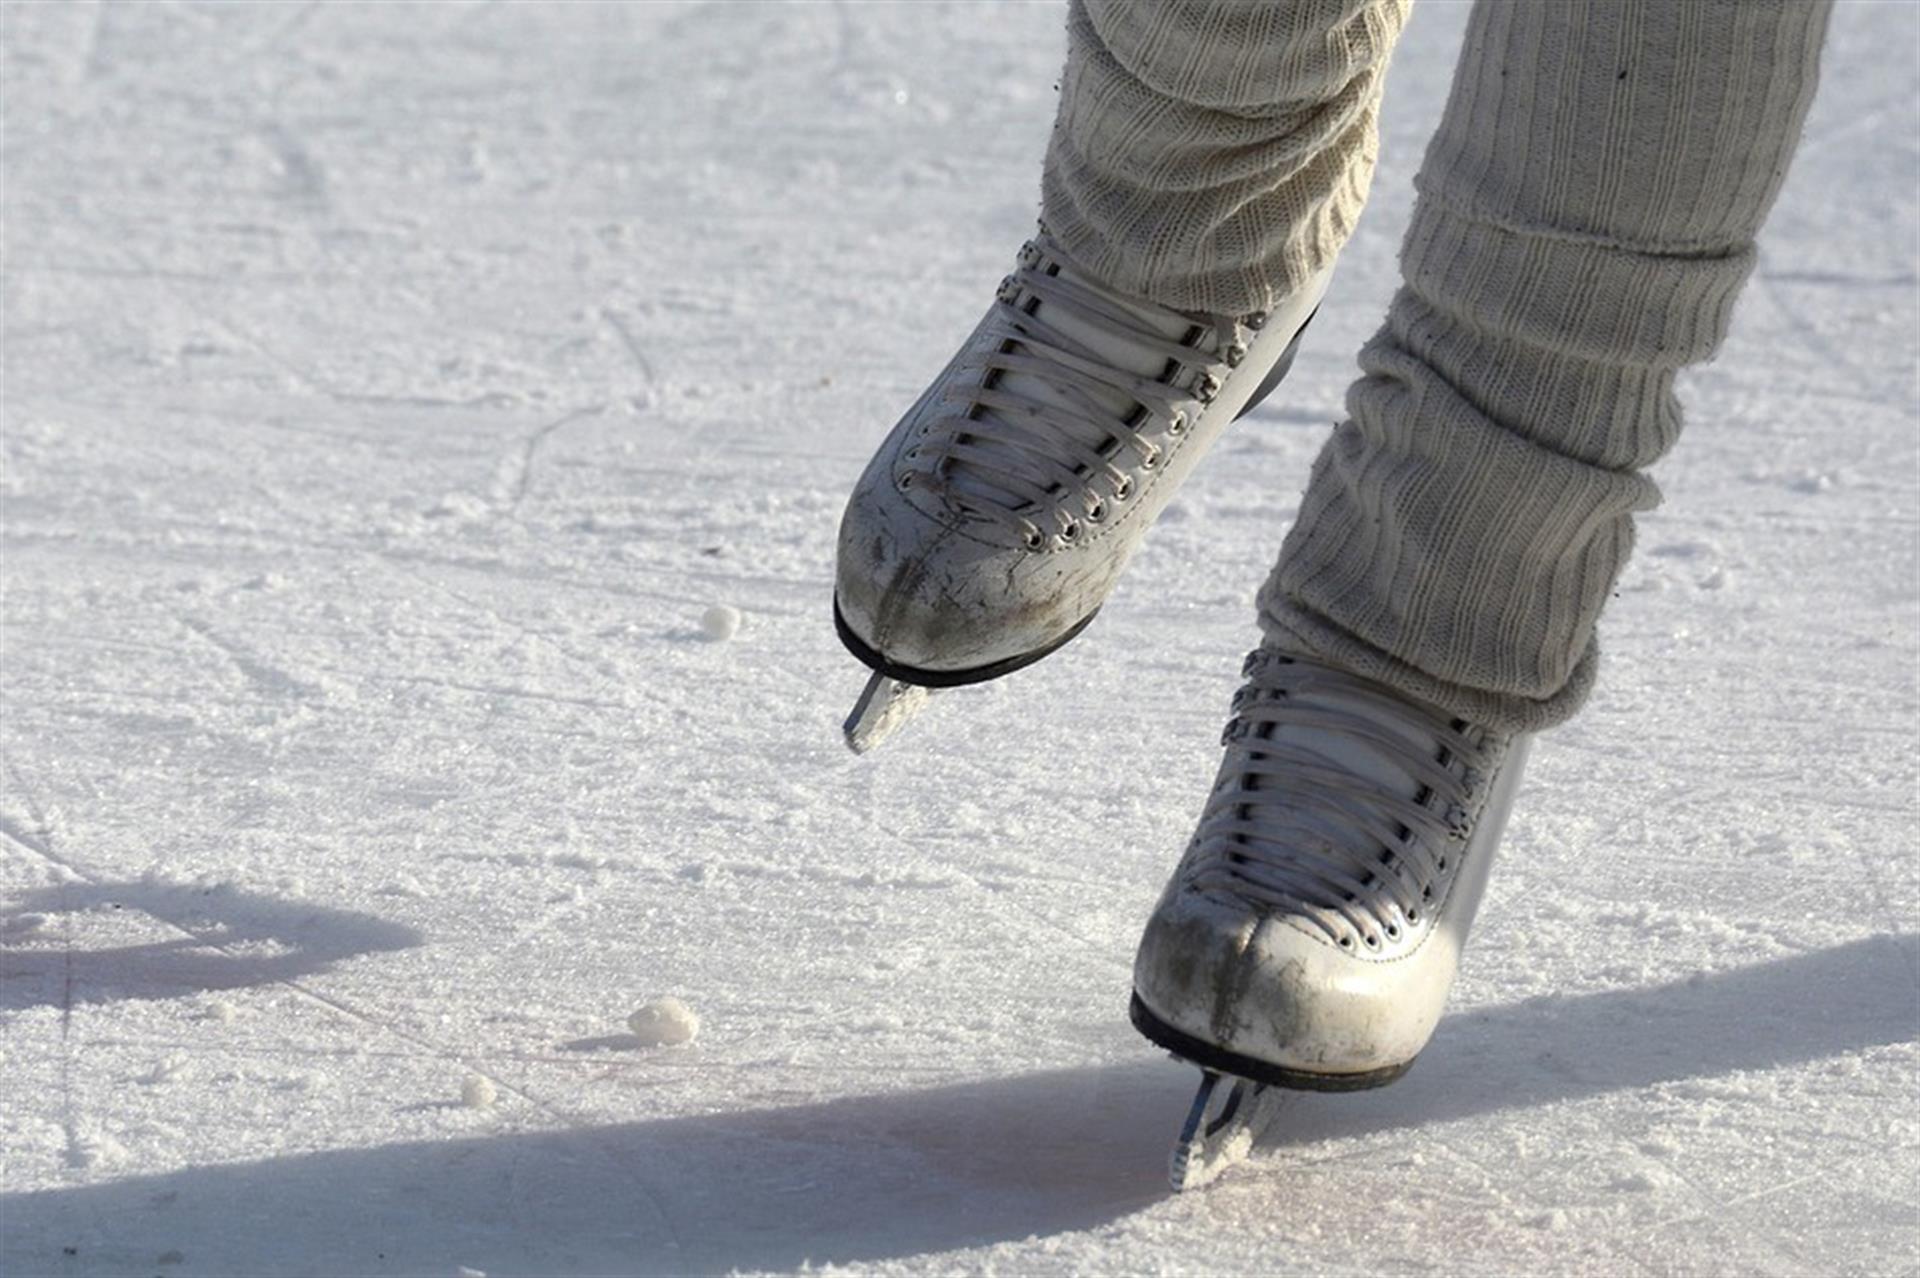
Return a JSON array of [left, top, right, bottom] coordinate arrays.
[[1041, 0, 1410, 316], [1261, 0, 1833, 732]]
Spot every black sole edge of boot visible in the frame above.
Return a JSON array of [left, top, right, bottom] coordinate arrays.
[[1129, 993, 1415, 1094], [833, 596, 1101, 689]]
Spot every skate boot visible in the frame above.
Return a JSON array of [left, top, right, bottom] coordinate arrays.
[[1130, 645, 1531, 1188], [835, 231, 1332, 751]]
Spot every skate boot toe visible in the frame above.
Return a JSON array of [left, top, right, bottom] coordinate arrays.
[[1131, 647, 1532, 1088], [1133, 885, 1445, 1083], [834, 485, 1098, 680], [833, 233, 1333, 690]]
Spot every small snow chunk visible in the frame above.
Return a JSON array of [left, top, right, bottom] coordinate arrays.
[[142, 1054, 191, 1085], [700, 604, 742, 642], [67, 1127, 129, 1169], [1525, 1209, 1568, 1231], [457, 1268, 488, 1278], [628, 997, 700, 1047], [428, 492, 491, 520], [204, 1000, 237, 1024], [461, 1074, 498, 1109]]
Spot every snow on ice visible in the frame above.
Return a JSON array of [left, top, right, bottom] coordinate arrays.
[[0, 2, 1914, 1276]]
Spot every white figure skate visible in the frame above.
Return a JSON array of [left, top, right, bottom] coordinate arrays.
[[835, 232, 1332, 752], [1131, 646, 1531, 1189]]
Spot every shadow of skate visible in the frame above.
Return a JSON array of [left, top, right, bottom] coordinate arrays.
[[0, 880, 423, 1009], [3, 934, 1912, 1274]]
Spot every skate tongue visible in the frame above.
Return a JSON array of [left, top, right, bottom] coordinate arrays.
[[1261, 673, 1444, 806], [997, 256, 1196, 423], [939, 249, 1202, 517]]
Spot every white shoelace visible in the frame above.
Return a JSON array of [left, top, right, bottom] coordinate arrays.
[[900, 237, 1253, 549], [1184, 649, 1501, 953]]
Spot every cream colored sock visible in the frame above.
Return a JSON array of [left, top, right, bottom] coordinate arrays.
[[1263, 0, 1833, 732], [1041, 0, 1410, 316]]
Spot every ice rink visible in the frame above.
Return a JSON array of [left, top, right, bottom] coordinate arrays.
[[3, 2, 1916, 1273]]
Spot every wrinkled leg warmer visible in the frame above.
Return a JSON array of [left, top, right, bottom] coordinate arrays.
[[1041, 0, 1411, 316], [1263, 0, 1833, 732]]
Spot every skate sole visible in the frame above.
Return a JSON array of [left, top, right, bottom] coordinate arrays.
[[832, 305, 1317, 689], [834, 597, 1101, 688], [1129, 992, 1414, 1093]]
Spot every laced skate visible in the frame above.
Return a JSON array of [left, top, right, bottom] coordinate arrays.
[[1132, 646, 1531, 1189], [835, 232, 1331, 752]]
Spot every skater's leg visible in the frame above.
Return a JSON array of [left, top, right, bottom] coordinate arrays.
[[1263, 0, 1834, 733], [834, 0, 1413, 736], [1043, 0, 1410, 316], [1132, 1, 1834, 1132]]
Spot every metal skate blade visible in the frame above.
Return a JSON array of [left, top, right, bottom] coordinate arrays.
[[843, 670, 932, 754], [1168, 1069, 1289, 1192]]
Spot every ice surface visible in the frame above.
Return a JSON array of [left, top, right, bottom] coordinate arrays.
[[1, 2, 1915, 1275]]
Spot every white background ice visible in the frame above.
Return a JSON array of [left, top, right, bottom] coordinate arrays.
[[2, 2, 1915, 1274]]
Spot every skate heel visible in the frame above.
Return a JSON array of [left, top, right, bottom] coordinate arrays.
[[1231, 306, 1317, 423]]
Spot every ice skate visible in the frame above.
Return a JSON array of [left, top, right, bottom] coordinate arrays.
[[834, 232, 1331, 751], [1131, 646, 1531, 1189]]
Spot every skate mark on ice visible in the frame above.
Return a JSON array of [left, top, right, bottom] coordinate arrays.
[[236, 0, 322, 63], [71, 0, 113, 85], [0, 811, 53, 860], [0, 759, 91, 1171], [179, 616, 324, 704], [1753, 264, 1870, 385], [257, 123, 332, 216], [495, 405, 604, 514], [599, 307, 659, 392]]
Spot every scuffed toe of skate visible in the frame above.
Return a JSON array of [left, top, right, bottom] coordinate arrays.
[[1133, 886, 1439, 1081], [834, 477, 1098, 681]]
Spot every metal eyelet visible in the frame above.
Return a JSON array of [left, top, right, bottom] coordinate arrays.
[[1112, 477, 1133, 501], [1058, 517, 1081, 543], [1224, 342, 1247, 368], [1140, 449, 1160, 471], [1195, 373, 1222, 404], [898, 473, 914, 488], [1167, 411, 1188, 437], [1022, 530, 1044, 550], [1085, 499, 1107, 523]]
